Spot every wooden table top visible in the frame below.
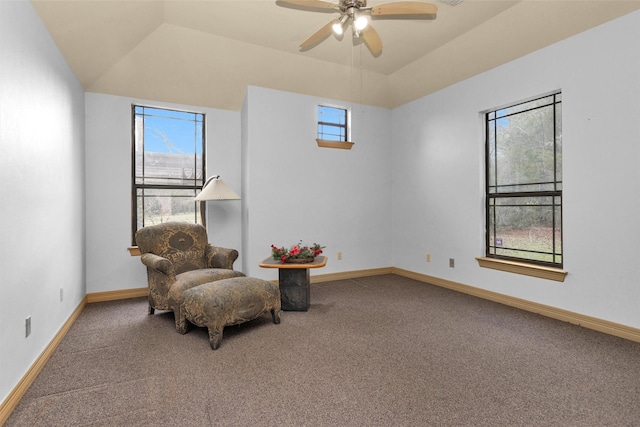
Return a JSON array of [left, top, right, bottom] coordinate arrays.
[[258, 256, 327, 269]]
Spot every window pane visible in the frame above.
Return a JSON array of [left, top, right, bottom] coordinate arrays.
[[318, 106, 345, 125], [488, 195, 561, 262], [140, 113, 201, 155], [494, 105, 555, 188], [318, 124, 345, 141], [135, 188, 201, 232]]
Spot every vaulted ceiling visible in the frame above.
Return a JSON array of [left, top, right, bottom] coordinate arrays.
[[31, 0, 640, 111]]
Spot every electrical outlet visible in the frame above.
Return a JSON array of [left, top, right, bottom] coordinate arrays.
[[426, 253, 432, 262], [25, 316, 31, 338], [337, 251, 342, 260], [60, 287, 64, 302], [449, 258, 455, 268]]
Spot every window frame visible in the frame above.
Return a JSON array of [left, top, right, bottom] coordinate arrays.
[[317, 104, 349, 142], [484, 92, 563, 269], [131, 105, 206, 246]]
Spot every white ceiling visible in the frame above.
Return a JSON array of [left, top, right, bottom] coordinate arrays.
[[31, 0, 640, 110]]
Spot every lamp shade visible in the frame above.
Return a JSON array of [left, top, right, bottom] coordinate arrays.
[[195, 175, 240, 201]]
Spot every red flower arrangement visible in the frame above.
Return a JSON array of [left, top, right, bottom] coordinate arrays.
[[271, 242, 325, 264]]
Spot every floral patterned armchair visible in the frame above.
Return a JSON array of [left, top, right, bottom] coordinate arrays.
[[135, 222, 245, 332]]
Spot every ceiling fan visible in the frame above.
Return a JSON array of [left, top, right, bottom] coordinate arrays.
[[276, 0, 438, 57]]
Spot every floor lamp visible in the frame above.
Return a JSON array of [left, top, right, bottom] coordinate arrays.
[[195, 175, 240, 229]]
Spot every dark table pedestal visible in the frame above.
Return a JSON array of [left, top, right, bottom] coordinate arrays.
[[279, 268, 311, 311]]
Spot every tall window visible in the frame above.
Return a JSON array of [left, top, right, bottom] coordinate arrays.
[[132, 105, 205, 245], [485, 93, 562, 267], [317, 105, 348, 141]]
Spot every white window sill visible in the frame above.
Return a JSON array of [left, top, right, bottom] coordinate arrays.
[[476, 257, 567, 282]]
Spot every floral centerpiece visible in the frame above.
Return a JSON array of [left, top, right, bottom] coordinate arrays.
[[271, 242, 325, 264]]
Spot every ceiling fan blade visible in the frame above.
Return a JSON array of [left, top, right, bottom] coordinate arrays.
[[276, 0, 339, 13], [300, 19, 338, 51], [361, 24, 382, 58], [371, 1, 437, 19]]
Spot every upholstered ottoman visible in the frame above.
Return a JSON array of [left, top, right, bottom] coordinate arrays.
[[178, 277, 281, 349]]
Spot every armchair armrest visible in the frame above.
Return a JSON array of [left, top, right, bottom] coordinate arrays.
[[140, 253, 174, 276], [205, 245, 239, 270]]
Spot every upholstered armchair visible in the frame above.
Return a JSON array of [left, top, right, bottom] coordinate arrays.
[[135, 222, 245, 332]]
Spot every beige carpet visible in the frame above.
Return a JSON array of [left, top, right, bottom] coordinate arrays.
[[7, 274, 640, 426]]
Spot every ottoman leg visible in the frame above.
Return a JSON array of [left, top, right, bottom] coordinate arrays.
[[175, 307, 191, 335], [208, 327, 223, 350]]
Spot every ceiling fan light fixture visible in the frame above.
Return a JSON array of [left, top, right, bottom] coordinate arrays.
[[354, 14, 368, 30], [332, 14, 349, 35]]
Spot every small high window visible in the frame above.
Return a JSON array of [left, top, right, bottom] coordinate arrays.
[[485, 92, 562, 267], [317, 105, 348, 141], [131, 105, 205, 245]]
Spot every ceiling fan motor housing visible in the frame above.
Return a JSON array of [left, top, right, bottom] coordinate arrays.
[[340, 0, 367, 13]]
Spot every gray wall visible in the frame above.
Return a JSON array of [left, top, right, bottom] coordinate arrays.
[[241, 86, 393, 279], [391, 10, 640, 328], [1, 1, 86, 405]]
